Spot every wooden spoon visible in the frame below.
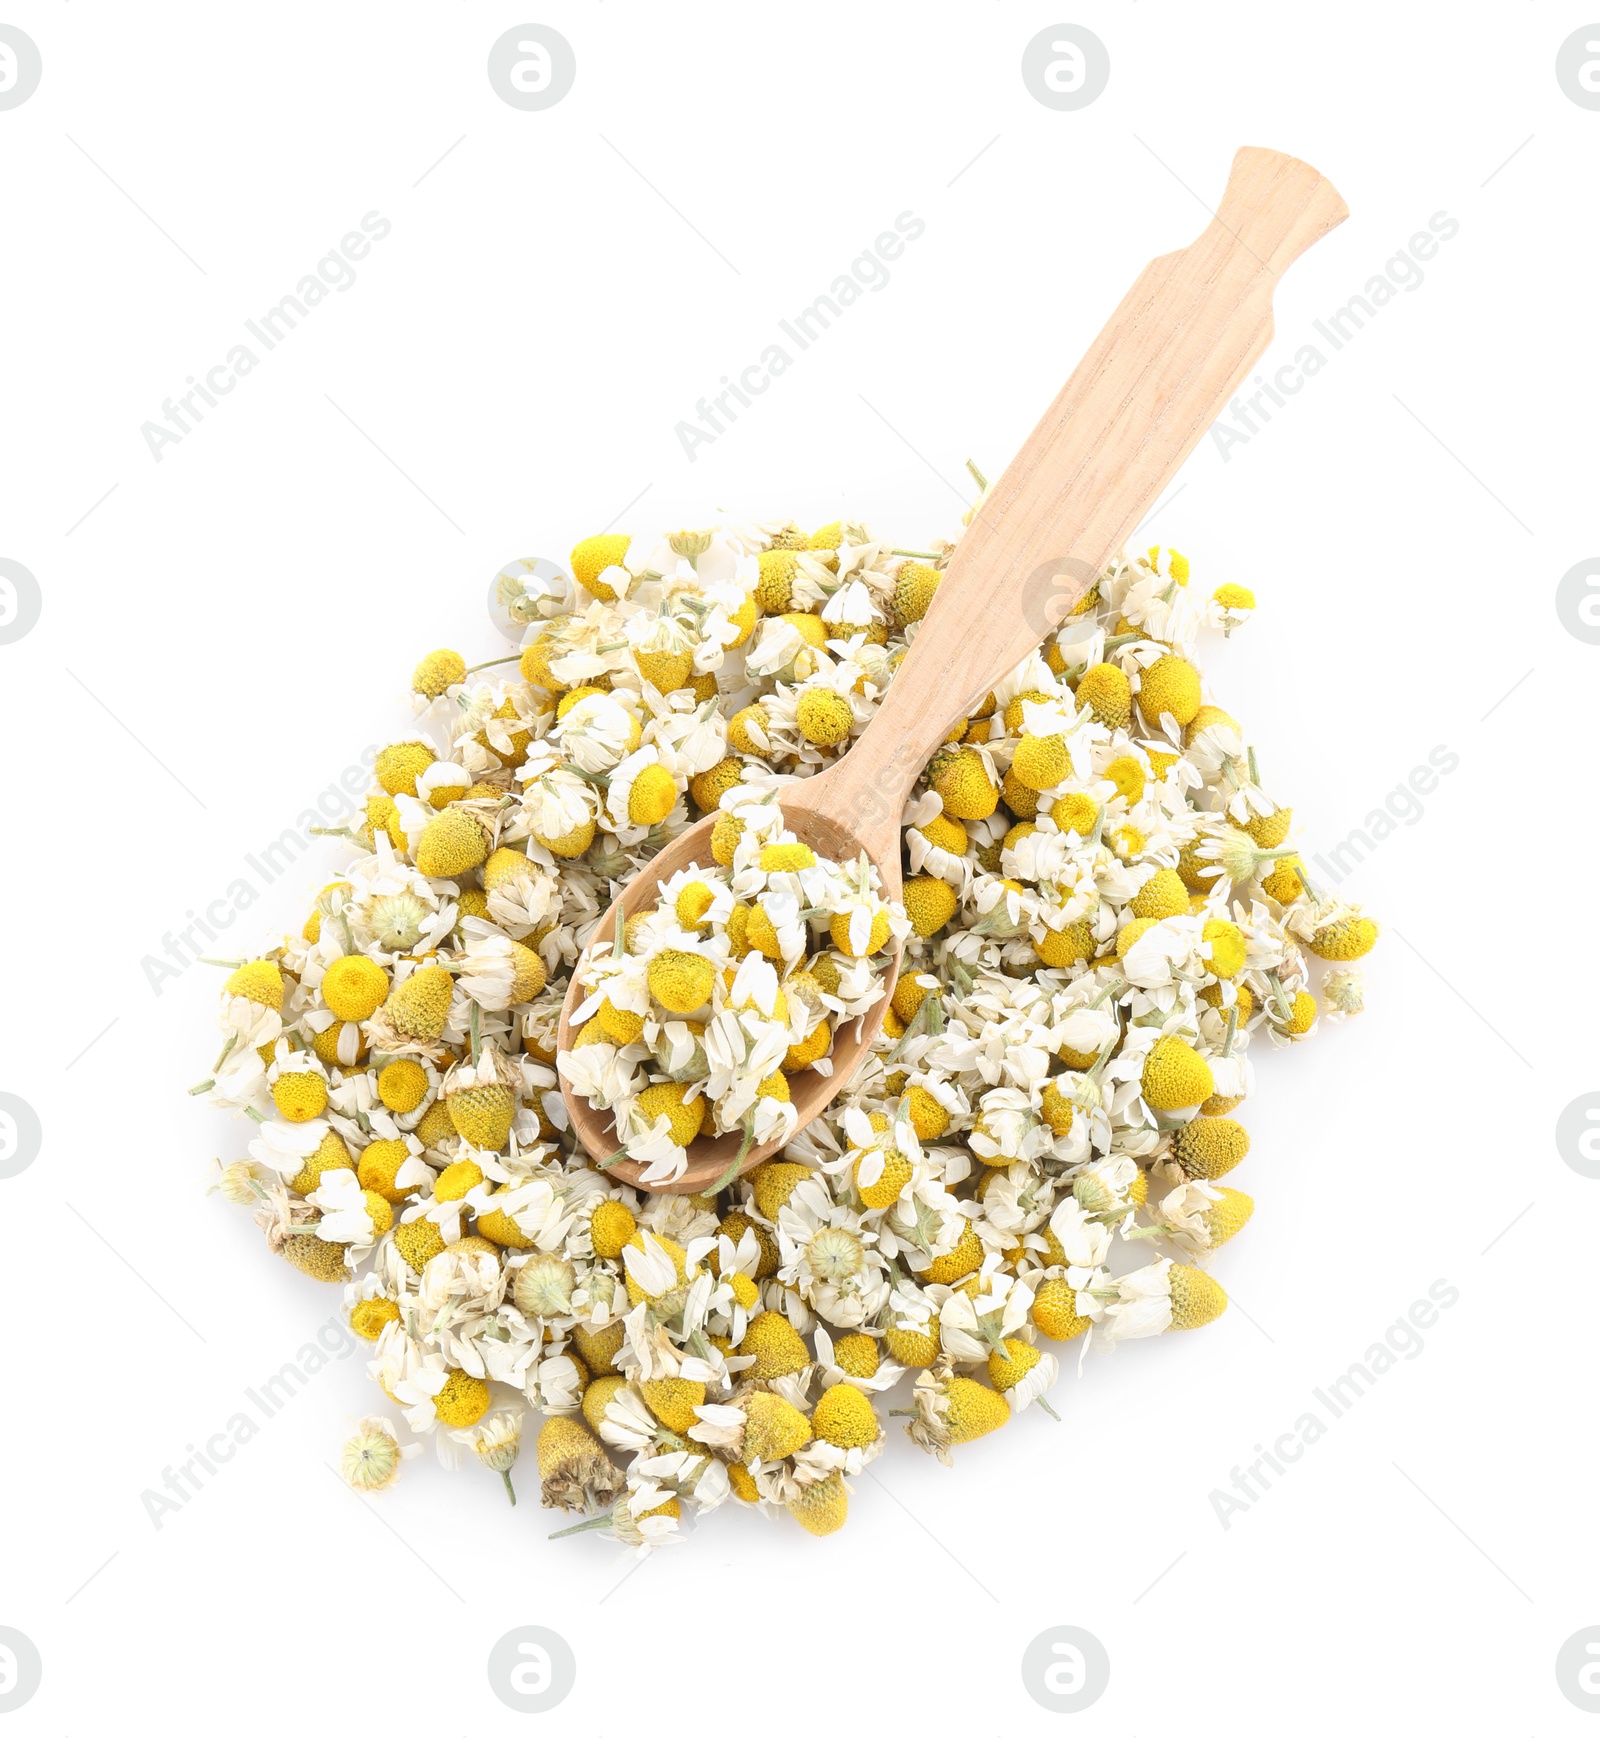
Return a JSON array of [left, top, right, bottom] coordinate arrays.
[[558, 145, 1347, 1194]]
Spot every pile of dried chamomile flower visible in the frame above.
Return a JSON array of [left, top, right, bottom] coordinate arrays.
[[197, 508, 1376, 1547]]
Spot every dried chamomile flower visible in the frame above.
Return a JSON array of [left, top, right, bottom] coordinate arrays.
[[473, 1410, 524, 1505], [341, 1416, 415, 1492], [198, 516, 1372, 1548]]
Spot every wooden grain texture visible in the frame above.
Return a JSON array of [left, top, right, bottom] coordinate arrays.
[[560, 145, 1346, 1194]]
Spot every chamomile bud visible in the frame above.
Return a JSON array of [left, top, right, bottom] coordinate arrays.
[[342, 1417, 406, 1492], [812, 1383, 880, 1450], [588, 1199, 637, 1259], [1197, 1187, 1254, 1247], [1305, 915, 1379, 961], [703, 813, 745, 873], [444, 1079, 515, 1152], [1137, 654, 1202, 727], [787, 1471, 849, 1536], [570, 533, 631, 601], [411, 649, 466, 698], [1031, 1278, 1089, 1341], [903, 875, 958, 936], [902, 1085, 950, 1141], [1173, 1116, 1249, 1179], [987, 1338, 1059, 1415], [755, 549, 798, 613], [634, 1081, 706, 1147], [1074, 663, 1131, 729], [855, 1146, 912, 1209], [648, 950, 715, 1015], [224, 959, 284, 1011], [1203, 828, 1296, 886], [739, 1310, 810, 1379], [376, 741, 435, 797], [384, 964, 455, 1041], [1243, 805, 1292, 847], [906, 1369, 1010, 1464], [433, 1369, 492, 1428], [393, 1218, 446, 1273], [271, 1070, 328, 1124], [689, 756, 744, 813], [1034, 921, 1094, 969], [513, 1254, 576, 1318], [349, 1296, 401, 1340], [1322, 967, 1366, 1015], [322, 955, 389, 1022], [883, 1316, 941, 1368], [213, 1159, 265, 1205], [924, 1225, 983, 1285], [1168, 1262, 1229, 1328], [1011, 732, 1070, 792], [1141, 1036, 1214, 1110], [1129, 869, 1188, 921], [281, 1233, 349, 1283], [928, 747, 999, 820], [571, 1320, 626, 1376], [727, 704, 771, 756], [797, 690, 854, 747], [415, 808, 491, 878], [473, 1412, 523, 1505], [637, 1376, 705, 1434], [739, 1389, 814, 1462], [893, 561, 942, 623], [536, 1414, 625, 1513], [750, 1160, 810, 1220]]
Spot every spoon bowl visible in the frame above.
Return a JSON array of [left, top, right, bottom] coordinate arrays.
[[556, 760, 906, 1195]]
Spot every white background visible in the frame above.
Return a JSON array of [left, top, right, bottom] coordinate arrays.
[[1, 2, 1594, 1731]]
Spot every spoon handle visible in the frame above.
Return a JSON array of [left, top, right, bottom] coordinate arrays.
[[819, 145, 1346, 841]]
